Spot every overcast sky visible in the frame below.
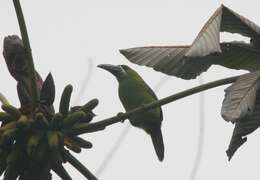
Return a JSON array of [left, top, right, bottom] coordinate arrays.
[[0, 0, 259, 179]]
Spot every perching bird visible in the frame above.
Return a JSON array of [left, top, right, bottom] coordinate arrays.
[[98, 64, 164, 161]]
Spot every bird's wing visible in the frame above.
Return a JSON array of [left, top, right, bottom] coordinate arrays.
[[120, 5, 260, 80], [143, 82, 163, 121]]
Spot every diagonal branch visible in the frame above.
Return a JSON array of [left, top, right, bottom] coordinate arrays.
[[13, 0, 39, 110], [68, 75, 240, 135], [62, 150, 98, 180]]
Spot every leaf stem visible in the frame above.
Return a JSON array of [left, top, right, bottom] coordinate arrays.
[[0, 93, 10, 105], [13, 0, 39, 110], [70, 75, 240, 135], [63, 150, 98, 180]]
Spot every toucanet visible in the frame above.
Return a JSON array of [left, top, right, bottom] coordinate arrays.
[[98, 64, 164, 161]]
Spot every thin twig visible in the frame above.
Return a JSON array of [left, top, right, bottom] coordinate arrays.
[[63, 150, 98, 180], [190, 76, 205, 180], [95, 124, 131, 176], [69, 75, 239, 135], [73, 58, 94, 105], [13, 0, 39, 109]]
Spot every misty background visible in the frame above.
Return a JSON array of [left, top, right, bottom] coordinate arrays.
[[0, 0, 259, 179]]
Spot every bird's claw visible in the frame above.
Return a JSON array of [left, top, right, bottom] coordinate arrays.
[[140, 104, 146, 109], [117, 112, 125, 123]]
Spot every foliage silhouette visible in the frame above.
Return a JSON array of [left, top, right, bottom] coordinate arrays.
[[1, 1, 259, 179]]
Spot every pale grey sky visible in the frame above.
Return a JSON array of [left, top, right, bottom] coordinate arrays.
[[0, 0, 260, 179]]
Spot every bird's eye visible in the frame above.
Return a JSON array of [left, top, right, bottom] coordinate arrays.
[[120, 65, 129, 70]]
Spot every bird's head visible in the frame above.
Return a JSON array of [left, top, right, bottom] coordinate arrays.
[[97, 64, 131, 81]]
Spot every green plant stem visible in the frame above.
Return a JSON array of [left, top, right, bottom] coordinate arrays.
[[69, 75, 240, 135], [0, 93, 10, 105], [63, 150, 98, 180], [13, 0, 39, 110], [51, 163, 72, 180]]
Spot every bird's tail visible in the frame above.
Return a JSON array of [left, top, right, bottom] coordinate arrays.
[[150, 127, 164, 161]]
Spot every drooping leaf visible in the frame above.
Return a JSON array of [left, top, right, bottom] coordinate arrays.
[[40, 73, 55, 106], [226, 89, 260, 160], [120, 5, 260, 79], [221, 71, 260, 122]]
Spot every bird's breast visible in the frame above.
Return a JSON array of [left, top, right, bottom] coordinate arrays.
[[118, 80, 161, 128]]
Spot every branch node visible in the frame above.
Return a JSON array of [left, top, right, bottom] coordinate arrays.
[[117, 112, 125, 123]]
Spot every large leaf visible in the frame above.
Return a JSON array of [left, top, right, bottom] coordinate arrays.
[[221, 71, 260, 122], [120, 5, 260, 79], [226, 89, 260, 160]]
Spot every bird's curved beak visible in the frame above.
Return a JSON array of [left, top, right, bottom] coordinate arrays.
[[97, 64, 123, 74]]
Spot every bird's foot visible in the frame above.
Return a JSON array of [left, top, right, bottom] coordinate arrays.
[[117, 112, 125, 123], [140, 104, 146, 109]]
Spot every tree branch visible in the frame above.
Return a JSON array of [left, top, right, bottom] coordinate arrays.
[[13, 0, 39, 109], [68, 75, 240, 135]]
